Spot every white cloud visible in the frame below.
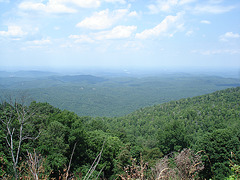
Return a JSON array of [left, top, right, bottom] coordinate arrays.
[[148, 0, 178, 13], [148, 0, 195, 13], [76, 9, 113, 29], [0, 25, 27, 37], [19, 1, 77, 13], [209, 0, 223, 4], [148, 0, 235, 14], [76, 8, 130, 30], [28, 38, 51, 45], [19, 0, 101, 14], [94, 25, 137, 40], [219, 32, 240, 41], [223, 32, 240, 38], [20, 38, 52, 50], [179, 0, 196, 5], [68, 0, 100, 8], [69, 25, 136, 43], [136, 12, 184, 39], [200, 20, 211, 24], [104, 0, 126, 4], [185, 30, 193, 36], [19, 0, 130, 14], [193, 5, 235, 14], [69, 34, 95, 43], [128, 11, 138, 17]]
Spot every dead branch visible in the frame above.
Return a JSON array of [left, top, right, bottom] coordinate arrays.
[[66, 142, 77, 180]]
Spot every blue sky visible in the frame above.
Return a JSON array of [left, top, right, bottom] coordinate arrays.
[[0, 0, 240, 70]]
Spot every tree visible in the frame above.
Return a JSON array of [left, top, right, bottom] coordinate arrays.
[[37, 120, 68, 176], [157, 119, 189, 155], [198, 128, 240, 179], [84, 130, 123, 179], [0, 98, 39, 179]]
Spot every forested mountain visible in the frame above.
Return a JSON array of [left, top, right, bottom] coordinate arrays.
[[1, 71, 240, 117], [0, 87, 239, 179], [87, 87, 240, 179]]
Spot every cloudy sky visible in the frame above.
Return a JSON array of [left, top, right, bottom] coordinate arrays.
[[0, 0, 240, 70]]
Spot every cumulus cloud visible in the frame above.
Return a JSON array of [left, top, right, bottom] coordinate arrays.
[[19, 0, 101, 14], [179, 0, 196, 5], [128, 11, 138, 17], [136, 12, 184, 39], [69, 25, 136, 43], [219, 32, 240, 41], [67, 0, 101, 8], [94, 25, 137, 40], [28, 38, 51, 45], [0, 25, 27, 37], [76, 8, 131, 30], [148, 0, 178, 13], [148, 0, 195, 13], [19, 0, 129, 14], [148, 0, 235, 14], [104, 0, 126, 4], [209, 0, 223, 3], [19, 1, 76, 13], [200, 20, 211, 24]]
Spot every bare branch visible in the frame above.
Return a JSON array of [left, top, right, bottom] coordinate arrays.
[[26, 149, 43, 180], [96, 165, 105, 180], [4, 136, 11, 148], [84, 140, 105, 180], [0, 117, 6, 125], [0, 96, 40, 180], [66, 142, 77, 180]]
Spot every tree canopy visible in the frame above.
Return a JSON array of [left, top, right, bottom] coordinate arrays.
[[0, 87, 240, 179]]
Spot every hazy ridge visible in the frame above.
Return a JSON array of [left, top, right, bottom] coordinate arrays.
[[0, 70, 239, 117]]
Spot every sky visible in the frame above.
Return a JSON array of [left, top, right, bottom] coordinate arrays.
[[0, 0, 240, 71]]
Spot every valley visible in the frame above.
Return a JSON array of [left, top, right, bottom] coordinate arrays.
[[0, 70, 239, 117]]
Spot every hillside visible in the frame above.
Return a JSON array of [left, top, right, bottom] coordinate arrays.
[[0, 84, 240, 179], [48, 87, 240, 179], [85, 87, 240, 179], [105, 87, 240, 145]]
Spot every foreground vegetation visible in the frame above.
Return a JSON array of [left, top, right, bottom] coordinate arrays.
[[0, 87, 240, 179]]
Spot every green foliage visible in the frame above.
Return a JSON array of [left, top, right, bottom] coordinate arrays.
[[1, 87, 240, 179], [84, 130, 123, 179], [158, 119, 189, 154], [38, 121, 69, 170], [1, 74, 239, 117], [0, 151, 9, 178], [103, 87, 240, 179], [227, 163, 240, 180], [198, 129, 240, 179]]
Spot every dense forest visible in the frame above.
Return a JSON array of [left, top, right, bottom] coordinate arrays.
[[1, 71, 240, 117], [0, 87, 240, 179]]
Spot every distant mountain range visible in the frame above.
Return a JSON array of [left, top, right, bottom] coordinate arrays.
[[51, 75, 107, 84], [0, 70, 59, 78], [0, 70, 240, 117]]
